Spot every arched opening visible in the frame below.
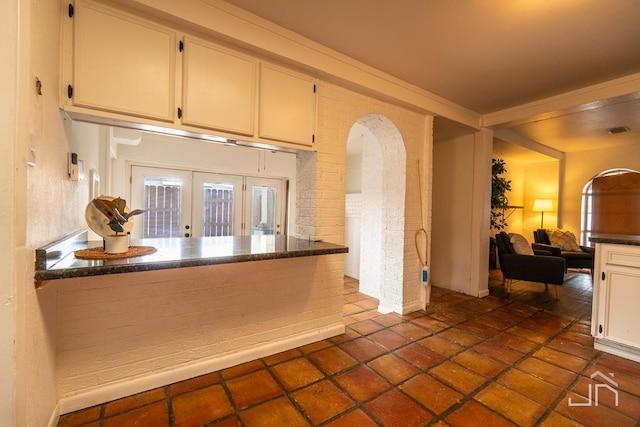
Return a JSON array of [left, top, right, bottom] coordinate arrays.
[[345, 114, 406, 314], [581, 168, 640, 245]]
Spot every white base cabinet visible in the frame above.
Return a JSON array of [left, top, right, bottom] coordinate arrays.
[[592, 242, 640, 362]]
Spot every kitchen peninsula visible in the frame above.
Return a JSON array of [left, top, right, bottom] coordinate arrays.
[[38, 232, 348, 413], [590, 234, 640, 362], [35, 231, 347, 284]]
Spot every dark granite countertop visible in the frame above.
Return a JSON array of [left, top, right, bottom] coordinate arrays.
[[589, 234, 640, 246], [35, 231, 348, 286]]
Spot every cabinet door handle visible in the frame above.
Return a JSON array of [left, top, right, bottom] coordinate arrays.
[[599, 324, 603, 334], [602, 272, 606, 281]]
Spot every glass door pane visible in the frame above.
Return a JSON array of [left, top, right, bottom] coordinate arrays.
[[130, 166, 192, 239], [192, 172, 244, 237], [245, 177, 285, 236]]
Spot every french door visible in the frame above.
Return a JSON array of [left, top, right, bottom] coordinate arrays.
[[130, 166, 285, 239], [130, 166, 192, 239], [192, 172, 244, 237], [245, 177, 285, 237]]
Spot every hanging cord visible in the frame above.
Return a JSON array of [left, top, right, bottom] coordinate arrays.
[[414, 159, 428, 266]]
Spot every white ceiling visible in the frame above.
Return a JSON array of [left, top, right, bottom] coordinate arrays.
[[223, 0, 640, 163]]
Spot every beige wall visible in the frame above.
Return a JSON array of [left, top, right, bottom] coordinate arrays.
[[11, 0, 88, 425], [498, 158, 561, 241], [523, 161, 560, 238], [432, 130, 492, 298], [1, 0, 19, 426], [432, 134, 475, 294]]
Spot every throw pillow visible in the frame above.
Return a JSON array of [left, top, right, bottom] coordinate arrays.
[[548, 229, 582, 252], [509, 233, 534, 256]]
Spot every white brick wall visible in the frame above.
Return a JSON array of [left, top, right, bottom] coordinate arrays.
[[57, 254, 344, 411], [301, 82, 432, 313]]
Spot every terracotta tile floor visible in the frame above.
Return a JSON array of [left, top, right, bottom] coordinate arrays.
[[58, 274, 640, 427]]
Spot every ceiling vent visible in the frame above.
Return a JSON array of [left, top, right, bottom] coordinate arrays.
[[606, 126, 630, 135]]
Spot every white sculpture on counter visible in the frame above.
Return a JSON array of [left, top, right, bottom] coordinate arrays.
[[85, 196, 145, 254]]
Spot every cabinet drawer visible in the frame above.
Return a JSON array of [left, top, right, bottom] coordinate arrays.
[[604, 246, 640, 269]]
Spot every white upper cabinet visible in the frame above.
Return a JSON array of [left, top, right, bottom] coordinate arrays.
[[181, 37, 256, 136], [69, 0, 176, 122], [61, 1, 318, 151], [259, 63, 317, 147]]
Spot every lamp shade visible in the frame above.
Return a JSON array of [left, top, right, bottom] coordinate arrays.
[[532, 199, 553, 212]]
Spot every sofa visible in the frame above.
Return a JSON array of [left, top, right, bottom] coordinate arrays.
[[532, 229, 595, 273]]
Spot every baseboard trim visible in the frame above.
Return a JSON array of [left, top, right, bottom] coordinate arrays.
[[478, 288, 490, 298], [47, 404, 60, 427], [594, 338, 640, 363], [57, 323, 345, 416]]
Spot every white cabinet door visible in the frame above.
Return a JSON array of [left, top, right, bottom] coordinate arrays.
[[258, 63, 316, 147], [71, 0, 176, 122], [594, 244, 640, 349], [181, 37, 256, 135], [598, 268, 640, 347]]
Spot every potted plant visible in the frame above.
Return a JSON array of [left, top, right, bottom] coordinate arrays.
[[489, 158, 511, 269], [491, 158, 511, 231]]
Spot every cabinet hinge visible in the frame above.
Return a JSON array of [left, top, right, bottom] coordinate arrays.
[[179, 40, 184, 52], [67, 84, 73, 99], [68, 3, 74, 18], [177, 107, 182, 119], [602, 271, 606, 281]]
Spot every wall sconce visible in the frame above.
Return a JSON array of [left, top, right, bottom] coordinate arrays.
[[532, 199, 553, 229]]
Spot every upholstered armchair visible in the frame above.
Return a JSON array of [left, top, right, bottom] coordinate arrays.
[[495, 232, 566, 299], [532, 229, 595, 273]]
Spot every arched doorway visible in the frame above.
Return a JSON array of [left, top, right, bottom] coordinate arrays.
[[581, 168, 640, 244], [345, 114, 406, 314]]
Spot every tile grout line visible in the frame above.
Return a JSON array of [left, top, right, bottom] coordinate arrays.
[[400, 298, 595, 425]]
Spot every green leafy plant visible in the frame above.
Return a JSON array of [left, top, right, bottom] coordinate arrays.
[[491, 158, 511, 230]]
